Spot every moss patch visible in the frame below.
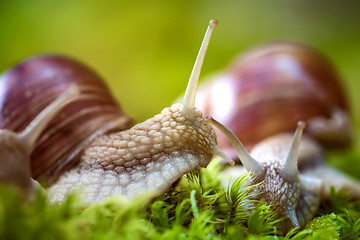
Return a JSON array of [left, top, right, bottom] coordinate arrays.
[[0, 159, 359, 240]]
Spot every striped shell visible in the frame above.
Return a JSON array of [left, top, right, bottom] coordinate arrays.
[[0, 55, 132, 184], [195, 41, 349, 156]]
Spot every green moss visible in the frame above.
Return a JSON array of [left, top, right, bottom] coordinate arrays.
[[1, 159, 360, 240]]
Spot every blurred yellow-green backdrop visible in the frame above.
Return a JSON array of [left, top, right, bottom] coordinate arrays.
[[1, 0, 359, 125]]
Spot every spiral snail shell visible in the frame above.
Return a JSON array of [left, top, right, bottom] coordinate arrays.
[[196, 41, 352, 157]]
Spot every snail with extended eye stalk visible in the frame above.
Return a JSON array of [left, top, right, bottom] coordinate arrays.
[[197, 42, 360, 232], [0, 20, 246, 203]]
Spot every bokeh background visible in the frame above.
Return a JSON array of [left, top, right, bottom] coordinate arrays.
[[1, 0, 360, 175], [1, 0, 359, 121]]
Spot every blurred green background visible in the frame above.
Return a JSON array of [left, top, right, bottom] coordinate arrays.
[[1, 0, 359, 124]]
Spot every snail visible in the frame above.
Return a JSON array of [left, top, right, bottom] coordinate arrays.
[[196, 42, 360, 231], [0, 20, 247, 203]]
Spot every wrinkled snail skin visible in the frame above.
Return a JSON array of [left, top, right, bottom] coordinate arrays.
[[48, 104, 217, 202], [247, 133, 322, 231]]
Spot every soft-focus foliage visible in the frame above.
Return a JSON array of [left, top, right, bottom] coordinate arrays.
[[1, 159, 360, 240]]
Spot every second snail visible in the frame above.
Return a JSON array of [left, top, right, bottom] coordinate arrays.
[[0, 20, 359, 234], [196, 41, 360, 231]]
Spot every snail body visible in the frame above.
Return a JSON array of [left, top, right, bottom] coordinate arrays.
[[49, 104, 217, 201], [0, 20, 239, 203]]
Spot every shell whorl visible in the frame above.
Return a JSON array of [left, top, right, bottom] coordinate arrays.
[[195, 41, 351, 157], [0, 55, 133, 183], [0, 86, 80, 199]]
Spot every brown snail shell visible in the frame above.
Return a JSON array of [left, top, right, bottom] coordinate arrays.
[[195, 41, 351, 157], [0, 55, 133, 184]]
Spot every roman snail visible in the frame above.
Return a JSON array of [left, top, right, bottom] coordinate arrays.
[[196, 42, 360, 232], [0, 19, 247, 203]]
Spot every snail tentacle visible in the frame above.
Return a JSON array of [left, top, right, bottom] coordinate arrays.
[[282, 121, 305, 180], [211, 143, 235, 166], [206, 117, 262, 173], [182, 20, 218, 118]]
